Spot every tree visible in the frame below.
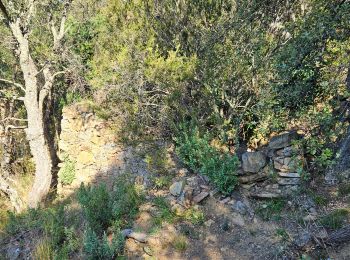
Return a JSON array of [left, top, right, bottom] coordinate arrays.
[[0, 0, 71, 208]]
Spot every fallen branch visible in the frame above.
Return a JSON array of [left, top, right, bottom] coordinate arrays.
[[326, 225, 350, 245]]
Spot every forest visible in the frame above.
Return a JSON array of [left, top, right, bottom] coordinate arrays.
[[1, 0, 350, 259]]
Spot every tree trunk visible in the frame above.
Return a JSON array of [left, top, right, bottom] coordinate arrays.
[[9, 20, 55, 208]]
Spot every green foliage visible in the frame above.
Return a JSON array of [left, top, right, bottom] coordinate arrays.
[[256, 199, 286, 221], [174, 122, 239, 194], [319, 209, 349, 229], [77, 175, 143, 258], [78, 184, 112, 233], [83, 229, 124, 260], [58, 157, 76, 185], [275, 228, 290, 242], [4, 204, 80, 259]]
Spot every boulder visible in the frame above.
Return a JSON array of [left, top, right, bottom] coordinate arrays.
[[268, 131, 301, 150], [277, 177, 300, 185], [278, 172, 300, 178], [242, 151, 266, 173], [169, 181, 185, 196]]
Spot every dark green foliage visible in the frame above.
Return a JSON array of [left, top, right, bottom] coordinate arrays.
[[256, 199, 286, 221], [83, 229, 124, 260], [77, 175, 143, 258], [77, 184, 112, 234], [319, 209, 349, 229], [5, 205, 79, 259], [174, 122, 239, 194]]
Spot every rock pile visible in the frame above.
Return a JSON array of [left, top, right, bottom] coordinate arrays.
[[238, 131, 304, 198]]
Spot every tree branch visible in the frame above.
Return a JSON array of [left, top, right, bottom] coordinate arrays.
[[0, 78, 25, 92], [5, 125, 26, 132]]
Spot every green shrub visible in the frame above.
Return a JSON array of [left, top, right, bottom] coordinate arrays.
[[78, 175, 143, 258], [256, 199, 286, 221], [83, 229, 124, 260], [174, 122, 239, 194], [58, 158, 76, 185], [77, 184, 112, 234], [319, 209, 349, 229]]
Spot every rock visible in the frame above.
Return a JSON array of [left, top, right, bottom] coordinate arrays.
[[231, 213, 245, 227], [242, 151, 266, 173], [303, 214, 317, 222], [6, 245, 21, 260], [294, 232, 312, 248], [269, 131, 301, 150], [276, 146, 293, 157], [250, 192, 283, 199], [278, 172, 300, 178], [143, 246, 153, 256], [77, 150, 94, 165], [121, 229, 148, 243], [220, 197, 231, 204], [205, 219, 215, 227], [193, 191, 209, 203], [179, 168, 189, 176], [178, 186, 193, 207], [210, 188, 219, 197], [238, 172, 267, 184], [169, 181, 185, 196], [277, 178, 300, 185], [232, 200, 248, 215]]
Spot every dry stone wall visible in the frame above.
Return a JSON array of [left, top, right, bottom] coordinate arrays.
[[58, 102, 305, 199], [238, 132, 304, 198], [57, 103, 152, 197]]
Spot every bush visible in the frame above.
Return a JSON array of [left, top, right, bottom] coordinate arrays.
[[83, 229, 124, 260], [174, 122, 239, 194], [58, 158, 76, 185], [77, 175, 143, 258], [77, 184, 112, 234]]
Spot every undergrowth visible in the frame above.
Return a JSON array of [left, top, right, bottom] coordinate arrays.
[[174, 122, 239, 195]]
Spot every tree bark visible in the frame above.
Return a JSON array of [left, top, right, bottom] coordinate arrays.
[[8, 19, 55, 208]]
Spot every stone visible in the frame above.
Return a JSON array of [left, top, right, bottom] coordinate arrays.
[[231, 213, 245, 227], [205, 219, 215, 227], [143, 246, 153, 256], [250, 192, 283, 199], [278, 172, 300, 178], [294, 232, 312, 248], [232, 200, 248, 215], [220, 197, 231, 204], [169, 181, 184, 196], [269, 131, 301, 150], [128, 232, 148, 243], [242, 151, 266, 173], [276, 146, 293, 157], [303, 214, 317, 222], [77, 150, 94, 165], [178, 185, 193, 207], [193, 191, 209, 203], [277, 178, 300, 185], [238, 172, 267, 184]]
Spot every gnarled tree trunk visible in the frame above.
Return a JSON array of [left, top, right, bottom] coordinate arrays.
[[0, 1, 69, 208]]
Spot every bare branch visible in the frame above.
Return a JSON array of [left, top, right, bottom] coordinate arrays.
[[0, 78, 25, 92], [2, 117, 28, 122], [5, 125, 26, 132]]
